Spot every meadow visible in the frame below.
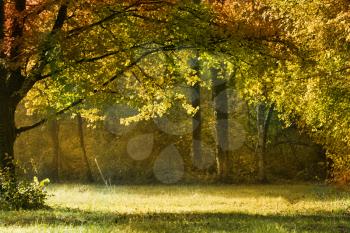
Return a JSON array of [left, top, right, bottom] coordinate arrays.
[[0, 184, 349, 233]]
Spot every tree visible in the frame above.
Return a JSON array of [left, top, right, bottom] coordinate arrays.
[[211, 65, 231, 181], [0, 0, 190, 177], [189, 56, 203, 170], [1, 0, 301, 183], [256, 103, 274, 182], [48, 118, 60, 182], [0, 0, 69, 175], [76, 113, 94, 183], [264, 0, 350, 182]]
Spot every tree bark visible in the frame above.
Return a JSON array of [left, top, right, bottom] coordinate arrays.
[[0, 96, 17, 177], [77, 114, 94, 182], [48, 118, 60, 182], [211, 67, 231, 182]]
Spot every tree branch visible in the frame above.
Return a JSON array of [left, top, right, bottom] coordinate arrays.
[[14, 1, 69, 101], [16, 98, 83, 134], [16, 45, 195, 134], [66, 4, 136, 38]]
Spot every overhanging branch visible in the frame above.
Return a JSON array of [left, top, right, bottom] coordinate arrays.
[[16, 98, 83, 135], [16, 44, 194, 135]]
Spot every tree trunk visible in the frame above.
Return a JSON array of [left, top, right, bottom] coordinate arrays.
[[77, 114, 94, 182], [189, 56, 202, 170], [211, 67, 231, 182], [0, 96, 17, 177], [192, 82, 202, 169], [256, 103, 274, 183], [48, 118, 60, 182]]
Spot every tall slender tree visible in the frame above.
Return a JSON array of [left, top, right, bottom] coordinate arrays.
[[48, 118, 60, 182], [256, 103, 274, 183], [189, 56, 202, 169], [189, 0, 204, 171], [211, 66, 230, 181], [77, 114, 94, 183]]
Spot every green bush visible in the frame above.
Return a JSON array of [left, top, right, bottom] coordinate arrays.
[[0, 169, 50, 210]]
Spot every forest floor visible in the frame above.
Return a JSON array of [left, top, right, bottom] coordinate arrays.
[[0, 184, 350, 232]]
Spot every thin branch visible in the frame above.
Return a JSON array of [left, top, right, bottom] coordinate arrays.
[[76, 51, 120, 63], [66, 5, 136, 38], [128, 13, 167, 23], [136, 64, 163, 89], [272, 140, 312, 147], [16, 98, 83, 134]]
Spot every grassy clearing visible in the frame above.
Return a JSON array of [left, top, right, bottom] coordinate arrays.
[[0, 184, 349, 232]]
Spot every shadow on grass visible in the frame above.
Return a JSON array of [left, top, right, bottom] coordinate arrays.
[[1, 208, 350, 232]]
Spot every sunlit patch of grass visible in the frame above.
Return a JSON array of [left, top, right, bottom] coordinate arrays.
[[0, 184, 349, 232]]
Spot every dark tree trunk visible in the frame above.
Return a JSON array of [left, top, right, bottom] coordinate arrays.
[[256, 103, 274, 183], [0, 0, 26, 178], [0, 96, 17, 177], [77, 114, 94, 182], [189, 56, 202, 170], [192, 82, 202, 169], [211, 67, 231, 182], [48, 118, 60, 182], [0, 0, 69, 182]]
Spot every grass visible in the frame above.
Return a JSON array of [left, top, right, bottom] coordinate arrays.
[[0, 184, 350, 232]]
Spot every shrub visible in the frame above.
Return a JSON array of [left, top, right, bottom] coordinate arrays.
[[328, 153, 350, 185], [0, 169, 50, 210]]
